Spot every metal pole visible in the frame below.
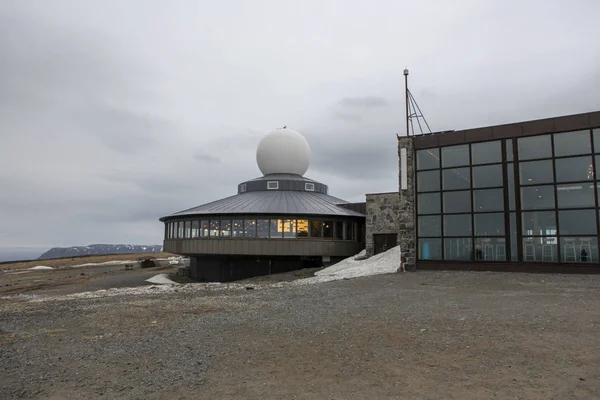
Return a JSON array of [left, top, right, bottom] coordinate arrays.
[[404, 68, 410, 136]]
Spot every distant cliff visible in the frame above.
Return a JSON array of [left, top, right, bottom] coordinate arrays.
[[37, 244, 164, 260]]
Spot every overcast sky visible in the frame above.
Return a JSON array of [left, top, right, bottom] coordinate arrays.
[[1, 0, 599, 258]]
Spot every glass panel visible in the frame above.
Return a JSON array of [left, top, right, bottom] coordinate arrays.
[[521, 211, 556, 236], [443, 190, 471, 213], [560, 237, 598, 262], [344, 222, 354, 241], [297, 220, 309, 237], [334, 221, 344, 239], [201, 220, 209, 238], [472, 164, 503, 188], [418, 215, 441, 237], [474, 213, 505, 236], [209, 220, 219, 237], [507, 163, 515, 211], [417, 170, 440, 192], [185, 221, 192, 238], [417, 193, 441, 215], [518, 135, 552, 160], [519, 160, 554, 185], [442, 167, 470, 190], [418, 238, 442, 260], [283, 219, 296, 238], [474, 237, 506, 261], [596, 155, 600, 179], [256, 219, 269, 238], [558, 210, 597, 235], [220, 219, 231, 237], [594, 129, 600, 153], [270, 219, 282, 238], [443, 214, 472, 236], [310, 220, 323, 238], [555, 156, 594, 182], [323, 221, 334, 238], [244, 219, 256, 238], [442, 144, 469, 167], [510, 212, 517, 261], [520, 185, 555, 210], [178, 222, 184, 238], [506, 139, 513, 162], [168, 223, 173, 239], [473, 189, 504, 212], [191, 221, 199, 238], [444, 238, 472, 261], [556, 183, 595, 208], [523, 236, 558, 262], [553, 130, 591, 157], [417, 148, 440, 170], [472, 141, 502, 165], [231, 220, 243, 238]]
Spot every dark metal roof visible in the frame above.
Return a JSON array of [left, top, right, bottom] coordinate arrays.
[[247, 173, 317, 182], [161, 190, 365, 220]]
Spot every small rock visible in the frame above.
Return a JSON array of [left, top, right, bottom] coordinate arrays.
[[579, 377, 586, 381], [245, 286, 254, 290]]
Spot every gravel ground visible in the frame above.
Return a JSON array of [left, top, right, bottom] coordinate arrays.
[[1, 271, 599, 399]]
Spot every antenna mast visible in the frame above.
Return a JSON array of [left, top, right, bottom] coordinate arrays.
[[403, 68, 432, 136]]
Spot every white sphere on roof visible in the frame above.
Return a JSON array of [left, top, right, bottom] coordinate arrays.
[[256, 127, 311, 176]]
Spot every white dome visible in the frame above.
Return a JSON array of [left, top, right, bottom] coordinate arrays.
[[256, 128, 311, 176]]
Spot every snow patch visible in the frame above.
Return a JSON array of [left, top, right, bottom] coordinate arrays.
[[145, 274, 180, 285], [29, 266, 54, 270]]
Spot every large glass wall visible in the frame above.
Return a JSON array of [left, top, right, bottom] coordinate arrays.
[[416, 128, 600, 263]]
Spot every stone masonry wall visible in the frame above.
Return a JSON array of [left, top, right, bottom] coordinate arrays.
[[398, 136, 416, 271], [365, 192, 400, 257]]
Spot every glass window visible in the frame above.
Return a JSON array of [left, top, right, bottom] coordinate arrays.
[[191, 221, 199, 238], [506, 139, 513, 162], [416, 148, 440, 170], [418, 215, 441, 237], [444, 238, 472, 261], [518, 135, 552, 160], [519, 160, 554, 185], [472, 164, 503, 188], [231, 220, 243, 238], [521, 211, 556, 236], [442, 144, 469, 167], [594, 129, 600, 153], [305, 183, 315, 191], [184, 221, 192, 238], [558, 210, 597, 235], [510, 212, 517, 261], [473, 189, 504, 212], [417, 170, 440, 192], [201, 220, 209, 238], [507, 163, 515, 211], [443, 214, 472, 236], [256, 219, 269, 238], [560, 237, 598, 262], [474, 213, 505, 236], [520, 185, 555, 210], [323, 221, 334, 238], [244, 219, 256, 238], [554, 130, 591, 157], [442, 167, 470, 190], [596, 155, 600, 179], [474, 237, 506, 261], [178, 222, 184, 238], [418, 238, 442, 260], [209, 220, 219, 237], [523, 236, 558, 262], [310, 220, 323, 238], [334, 221, 344, 239], [168, 223, 173, 239], [557, 183, 595, 208], [267, 181, 279, 190], [417, 193, 440, 215], [297, 220, 309, 237], [345, 222, 354, 241], [280, 219, 295, 238], [270, 219, 282, 238], [443, 190, 471, 213], [472, 141, 502, 165], [555, 156, 594, 182], [220, 219, 231, 237]]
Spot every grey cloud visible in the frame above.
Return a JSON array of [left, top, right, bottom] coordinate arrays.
[[337, 96, 388, 108], [332, 110, 362, 123], [193, 151, 222, 164]]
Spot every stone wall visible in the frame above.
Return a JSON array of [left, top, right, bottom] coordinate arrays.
[[398, 136, 416, 271], [365, 192, 400, 257]]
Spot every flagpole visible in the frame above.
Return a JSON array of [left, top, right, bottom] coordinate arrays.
[[404, 68, 409, 136]]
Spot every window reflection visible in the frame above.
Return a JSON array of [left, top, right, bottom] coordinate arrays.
[[334, 221, 344, 239], [418, 238, 442, 260], [521, 211, 556, 236], [559, 237, 598, 262], [323, 221, 334, 238], [297, 220, 309, 237], [472, 164, 502, 188], [418, 215, 441, 237], [201, 220, 209, 238], [417, 170, 440, 192], [256, 219, 269, 238], [209, 220, 219, 237], [442, 167, 470, 190], [558, 210, 597, 235], [442, 145, 469, 168], [220, 219, 231, 237], [283, 219, 296, 238], [553, 130, 591, 157], [518, 135, 552, 160], [417, 149, 440, 170], [556, 183, 595, 208], [474, 213, 505, 236], [418, 193, 441, 214], [523, 237, 557, 262], [244, 219, 256, 238], [520, 185, 555, 210], [231, 220, 243, 238], [555, 156, 593, 182], [444, 237, 472, 260], [474, 237, 506, 261], [310, 220, 323, 238], [519, 160, 554, 185], [345, 222, 355, 241], [185, 221, 192, 238], [443, 214, 472, 236], [473, 189, 504, 212], [191, 221, 199, 238], [178, 222, 184, 238], [472, 141, 502, 165], [270, 219, 282, 238], [443, 190, 471, 213]]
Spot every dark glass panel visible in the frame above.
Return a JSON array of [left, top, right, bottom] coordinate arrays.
[[418, 215, 441, 237], [560, 237, 598, 262], [519, 160, 554, 185], [443, 190, 471, 213], [442, 144, 469, 167], [442, 167, 470, 190], [231, 220, 243, 238], [594, 128, 600, 153], [518, 134, 552, 160], [417, 148, 440, 170], [220, 219, 231, 237], [417, 170, 440, 192], [178, 222, 184, 238], [256, 219, 269, 238], [523, 236, 558, 262], [334, 221, 344, 240], [555, 156, 594, 183], [201, 220, 209, 238], [510, 212, 517, 261], [472, 164, 503, 188], [443, 214, 472, 236], [191, 220, 200, 238], [310, 220, 323, 238], [323, 221, 334, 238], [270, 219, 282, 238], [507, 163, 515, 211], [417, 193, 441, 215], [558, 210, 597, 235], [244, 219, 256, 238], [553, 130, 591, 157], [297, 220, 309, 237], [506, 139, 514, 161], [418, 238, 442, 260], [345, 222, 354, 241], [283, 219, 296, 239], [185, 221, 192, 238], [596, 155, 600, 179], [474, 237, 506, 261], [444, 238, 472, 261], [473, 189, 504, 212], [472, 141, 502, 165], [209, 220, 219, 237], [474, 213, 505, 236], [520, 185, 555, 210], [556, 183, 595, 208], [521, 211, 556, 236]]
